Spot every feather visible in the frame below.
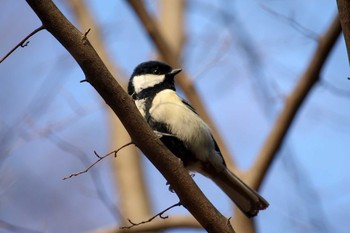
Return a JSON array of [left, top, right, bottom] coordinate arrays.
[[210, 168, 269, 217]]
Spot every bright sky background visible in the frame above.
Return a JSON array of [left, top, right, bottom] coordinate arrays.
[[1, 1, 349, 233]]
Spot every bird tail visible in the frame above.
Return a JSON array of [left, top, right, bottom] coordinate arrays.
[[211, 168, 269, 218]]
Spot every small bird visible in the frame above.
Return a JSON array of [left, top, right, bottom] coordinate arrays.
[[128, 61, 268, 217]]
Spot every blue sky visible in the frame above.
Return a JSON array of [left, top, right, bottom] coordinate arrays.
[[1, 1, 349, 233]]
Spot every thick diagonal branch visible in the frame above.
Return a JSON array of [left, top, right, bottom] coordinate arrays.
[[25, 0, 234, 232]]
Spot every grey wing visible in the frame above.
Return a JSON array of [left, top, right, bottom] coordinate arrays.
[[182, 98, 227, 165], [181, 99, 198, 115]]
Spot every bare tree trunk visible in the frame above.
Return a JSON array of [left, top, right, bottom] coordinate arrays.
[[159, 0, 185, 59]]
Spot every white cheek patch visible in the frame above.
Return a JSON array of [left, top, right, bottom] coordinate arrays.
[[133, 74, 165, 93], [135, 99, 146, 117]]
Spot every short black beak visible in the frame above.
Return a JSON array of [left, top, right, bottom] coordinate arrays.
[[169, 68, 182, 76]]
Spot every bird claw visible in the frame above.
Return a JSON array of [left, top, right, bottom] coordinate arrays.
[[166, 173, 195, 193], [153, 130, 176, 138]]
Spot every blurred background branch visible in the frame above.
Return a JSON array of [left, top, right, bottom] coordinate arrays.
[[250, 15, 341, 190], [337, 0, 350, 64], [231, 14, 341, 233], [1, 1, 349, 233]]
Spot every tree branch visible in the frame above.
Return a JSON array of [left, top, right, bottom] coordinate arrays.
[[62, 142, 134, 180], [120, 202, 182, 230], [337, 0, 350, 65], [0, 25, 45, 63], [88, 215, 201, 233], [249, 14, 341, 190], [230, 14, 341, 233], [25, 0, 234, 232]]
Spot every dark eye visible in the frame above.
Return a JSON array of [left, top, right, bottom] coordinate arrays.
[[153, 67, 160, 74]]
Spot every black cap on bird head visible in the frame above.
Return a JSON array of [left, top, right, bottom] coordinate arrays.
[[128, 61, 182, 97]]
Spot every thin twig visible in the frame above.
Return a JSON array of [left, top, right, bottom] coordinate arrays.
[[0, 25, 45, 63], [63, 142, 134, 180], [120, 202, 182, 230], [260, 4, 318, 40], [81, 28, 91, 45]]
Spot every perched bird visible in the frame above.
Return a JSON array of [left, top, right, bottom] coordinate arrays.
[[128, 61, 269, 217]]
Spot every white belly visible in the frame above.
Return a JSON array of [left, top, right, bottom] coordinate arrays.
[[150, 90, 214, 162]]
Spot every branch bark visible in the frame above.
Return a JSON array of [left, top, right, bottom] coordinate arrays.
[[337, 0, 350, 65], [25, 0, 234, 232]]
